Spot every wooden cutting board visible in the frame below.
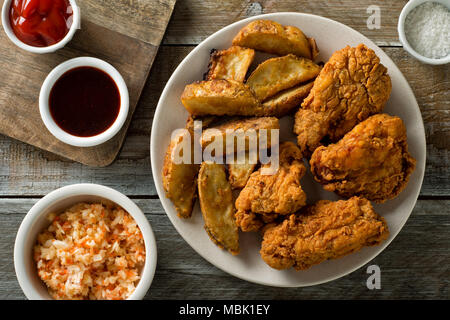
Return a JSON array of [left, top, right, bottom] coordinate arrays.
[[0, 0, 176, 167]]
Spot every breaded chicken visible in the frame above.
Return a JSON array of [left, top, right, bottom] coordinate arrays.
[[260, 197, 389, 270], [310, 114, 416, 203], [235, 142, 307, 232], [294, 44, 392, 155]]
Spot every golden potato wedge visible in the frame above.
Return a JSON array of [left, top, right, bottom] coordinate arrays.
[[162, 116, 216, 219], [198, 162, 239, 255], [232, 19, 318, 59], [262, 81, 314, 117], [201, 117, 279, 157], [181, 79, 264, 116], [228, 151, 257, 189], [162, 133, 199, 219], [246, 54, 320, 101], [206, 46, 255, 82], [308, 37, 320, 60]]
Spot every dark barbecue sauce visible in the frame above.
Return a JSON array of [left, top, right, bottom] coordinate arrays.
[[49, 67, 121, 137]]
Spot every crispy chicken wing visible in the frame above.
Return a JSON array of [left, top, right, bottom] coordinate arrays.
[[310, 113, 416, 203], [294, 44, 392, 155], [260, 197, 389, 270], [235, 142, 307, 232]]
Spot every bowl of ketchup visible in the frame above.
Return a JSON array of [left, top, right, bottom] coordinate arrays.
[[1, 0, 80, 53], [39, 57, 130, 147]]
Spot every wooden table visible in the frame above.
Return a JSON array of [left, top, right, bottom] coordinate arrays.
[[0, 0, 448, 299]]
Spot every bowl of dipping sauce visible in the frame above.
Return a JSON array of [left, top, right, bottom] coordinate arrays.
[[39, 57, 129, 147], [398, 0, 450, 65], [1, 0, 80, 54]]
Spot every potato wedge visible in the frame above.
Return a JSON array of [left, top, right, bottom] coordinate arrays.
[[232, 20, 318, 59], [198, 162, 239, 255], [262, 81, 314, 117], [162, 133, 199, 219], [162, 116, 215, 219], [181, 79, 264, 116], [228, 151, 257, 189], [201, 117, 279, 157], [206, 46, 255, 82], [246, 54, 320, 101]]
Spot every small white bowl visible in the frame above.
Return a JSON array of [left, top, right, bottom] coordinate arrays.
[[1, 0, 80, 54], [398, 0, 450, 65], [14, 184, 157, 300], [39, 57, 129, 147]]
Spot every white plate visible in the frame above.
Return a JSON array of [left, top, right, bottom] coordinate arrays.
[[150, 12, 426, 287]]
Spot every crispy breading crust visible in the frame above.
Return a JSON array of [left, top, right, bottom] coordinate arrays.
[[198, 162, 239, 255], [260, 197, 389, 270], [294, 44, 392, 155], [246, 54, 321, 101], [181, 79, 264, 116], [232, 19, 318, 59], [206, 46, 255, 82], [235, 142, 307, 232], [310, 114, 416, 203]]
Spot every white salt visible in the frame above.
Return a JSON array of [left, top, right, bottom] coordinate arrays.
[[404, 2, 449, 59]]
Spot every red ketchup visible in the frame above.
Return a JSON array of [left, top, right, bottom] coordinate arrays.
[[9, 0, 73, 47]]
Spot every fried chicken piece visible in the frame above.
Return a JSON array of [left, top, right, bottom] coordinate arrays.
[[310, 113, 416, 203], [260, 197, 389, 270], [235, 142, 307, 232], [294, 44, 392, 155]]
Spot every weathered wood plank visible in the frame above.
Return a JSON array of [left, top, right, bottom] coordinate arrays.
[[164, 0, 407, 46], [0, 199, 448, 299], [0, 46, 448, 196], [80, 0, 176, 46], [0, 0, 175, 166]]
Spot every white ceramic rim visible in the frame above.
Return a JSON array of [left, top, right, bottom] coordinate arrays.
[[39, 57, 130, 147], [150, 12, 426, 287], [14, 183, 157, 300], [398, 0, 450, 65], [1, 0, 81, 54]]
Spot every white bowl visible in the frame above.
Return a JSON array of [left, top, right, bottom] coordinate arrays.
[[14, 184, 157, 300], [39, 57, 130, 147], [1, 0, 80, 54], [151, 12, 426, 287], [398, 0, 450, 65]]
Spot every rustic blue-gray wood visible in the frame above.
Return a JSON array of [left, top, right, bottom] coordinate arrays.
[[0, 0, 448, 300]]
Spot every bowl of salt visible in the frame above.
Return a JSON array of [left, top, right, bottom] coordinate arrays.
[[398, 0, 450, 65]]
